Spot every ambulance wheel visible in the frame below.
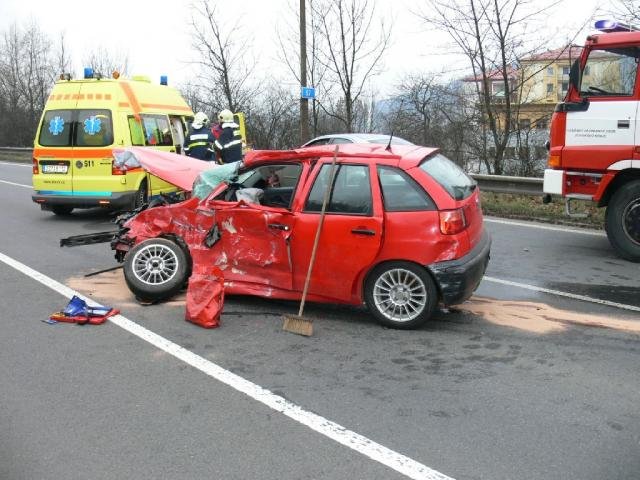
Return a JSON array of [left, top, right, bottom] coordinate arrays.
[[133, 180, 148, 209], [364, 261, 438, 329], [52, 205, 74, 216], [124, 238, 188, 302], [605, 180, 640, 262]]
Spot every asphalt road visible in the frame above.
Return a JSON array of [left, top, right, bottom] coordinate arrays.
[[1, 161, 639, 480]]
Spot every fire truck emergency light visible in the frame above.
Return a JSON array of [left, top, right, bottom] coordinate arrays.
[[594, 20, 640, 33]]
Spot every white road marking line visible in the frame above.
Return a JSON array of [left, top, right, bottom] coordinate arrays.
[[483, 276, 640, 313], [0, 250, 454, 480], [0, 161, 31, 167], [0, 179, 31, 189], [484, 217, 606, 237]]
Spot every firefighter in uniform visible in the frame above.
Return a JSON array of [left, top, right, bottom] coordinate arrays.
[[184, 112, 215, 160], [214, 109, 243, 164]]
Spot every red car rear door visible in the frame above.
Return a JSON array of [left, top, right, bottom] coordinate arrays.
[[290, 161, 383, 303]]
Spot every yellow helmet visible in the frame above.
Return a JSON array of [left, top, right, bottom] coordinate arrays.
[[218, 109, 234, 123]]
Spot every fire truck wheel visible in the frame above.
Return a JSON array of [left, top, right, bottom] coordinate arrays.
[[124, 237, 189, 302], [605, 179, 640, 262]]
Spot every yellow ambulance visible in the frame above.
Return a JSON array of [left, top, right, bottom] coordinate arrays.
[[32, 69, 194, 215]]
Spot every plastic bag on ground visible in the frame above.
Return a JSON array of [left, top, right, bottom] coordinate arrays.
[[49, 295, 119, 325], [185, 266, 225, 328]]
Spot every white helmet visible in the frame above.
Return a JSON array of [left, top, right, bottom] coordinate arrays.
[[192, 112, 209, 129], [218, 109, 234, 123]]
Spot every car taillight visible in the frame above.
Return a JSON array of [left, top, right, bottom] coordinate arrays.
[[439, 208, 467, 235], [112, 162, 126, 175], [32, 157, 39, 174]]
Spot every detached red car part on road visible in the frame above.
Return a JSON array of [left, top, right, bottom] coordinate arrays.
[[113, 144, 491, 329]]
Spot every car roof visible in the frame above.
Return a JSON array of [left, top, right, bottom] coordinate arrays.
[[302, 133, 413, 146], [243, 144, 438, 170]]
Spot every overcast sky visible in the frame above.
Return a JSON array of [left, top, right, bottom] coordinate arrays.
[[0, 0, 611, 97]]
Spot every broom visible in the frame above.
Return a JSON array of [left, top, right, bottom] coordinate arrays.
[[282, 145, 339, 336]]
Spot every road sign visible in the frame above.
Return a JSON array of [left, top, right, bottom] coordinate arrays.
[[301, 87, 316, 99]]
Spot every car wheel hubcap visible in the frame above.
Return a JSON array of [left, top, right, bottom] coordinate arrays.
[[622, 198, 640, 246], [373, 268, 427, 322], [132, 244, 178, 285]]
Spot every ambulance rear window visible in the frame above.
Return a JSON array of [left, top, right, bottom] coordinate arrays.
[[39, 110, 73, 146], [38, 109, 113, 147], [75, 110, 113, 147]]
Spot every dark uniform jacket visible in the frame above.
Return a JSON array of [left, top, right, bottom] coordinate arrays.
[[184, 126, 215, 160], [214, 122, 243, 164]]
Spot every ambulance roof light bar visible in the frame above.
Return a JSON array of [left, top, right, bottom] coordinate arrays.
[[595, 20, 640, 33]]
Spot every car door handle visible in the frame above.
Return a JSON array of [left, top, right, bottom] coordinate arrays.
[[351, 228, 375, 236], [268, 223, 290, 231], [618, 119, 630, 129]]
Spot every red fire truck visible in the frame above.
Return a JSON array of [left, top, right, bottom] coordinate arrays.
[[543, 20, 640, 262]]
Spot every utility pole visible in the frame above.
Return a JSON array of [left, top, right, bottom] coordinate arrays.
[[299, 0, 310, 144]]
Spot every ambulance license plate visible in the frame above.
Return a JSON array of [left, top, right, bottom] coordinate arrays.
[[42, 162, 69, 174]]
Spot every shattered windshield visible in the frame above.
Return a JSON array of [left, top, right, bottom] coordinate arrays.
[[192, 161, 242, 200]]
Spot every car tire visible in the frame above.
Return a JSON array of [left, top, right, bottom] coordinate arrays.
[[605, 179, 640, 262], [123, 237, 189, 302], [51, 205, 74, 216], [364, 261, 438, 329], [133, 180, 148, 210]]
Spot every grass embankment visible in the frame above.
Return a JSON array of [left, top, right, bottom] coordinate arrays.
[[481, 192, 605, 229], [0, 151, 32, 163]]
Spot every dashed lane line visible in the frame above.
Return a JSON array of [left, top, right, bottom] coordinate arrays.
[[484, 217, 606, 237], [0, 161, 31, 167], [0, 251, 455, 480], [0, 179, 31, 189], [483, 276, 640, 313]]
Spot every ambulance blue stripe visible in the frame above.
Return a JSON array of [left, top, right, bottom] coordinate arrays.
[[36, 191, 113, 197]]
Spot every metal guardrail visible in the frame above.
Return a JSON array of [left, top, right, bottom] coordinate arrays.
[[0, 147, 544, 195], [0, 146, 33, 163], [471, 174, 543, 196]]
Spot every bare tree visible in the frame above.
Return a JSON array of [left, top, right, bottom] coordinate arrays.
[[246, 81, 300, 149], [83, 46, 129, 77], [384, 76, 472, 167], [418, 0, 562, 174], [0, 21, 59, 146], [189, 0, 255, 114], [276, 0, 330, 136], [610, 1, 640, 23], [313, 0, 390, 132]]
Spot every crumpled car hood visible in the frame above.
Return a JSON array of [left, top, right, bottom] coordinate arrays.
[[113, 147, 217, 192]]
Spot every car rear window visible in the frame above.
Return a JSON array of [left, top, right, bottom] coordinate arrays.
[[419, 153, 476, 200]]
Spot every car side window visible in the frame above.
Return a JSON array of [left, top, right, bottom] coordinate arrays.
[[329, 137, 352, 144], [377, 166, 436, 211], [306, 138, 330, 146], [224, 163, 302, 209], [305, 164, 372, 215]]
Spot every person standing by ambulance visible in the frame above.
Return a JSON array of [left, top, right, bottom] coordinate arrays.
[[214, 109, 243, 164], [184, 112, 215, 160]]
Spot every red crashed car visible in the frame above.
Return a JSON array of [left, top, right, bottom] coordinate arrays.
[[112, 144, 490, 329]]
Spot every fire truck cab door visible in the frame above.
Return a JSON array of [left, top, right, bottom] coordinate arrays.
[[563, 47, 640, 170], [564, 100, 637, 170]]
